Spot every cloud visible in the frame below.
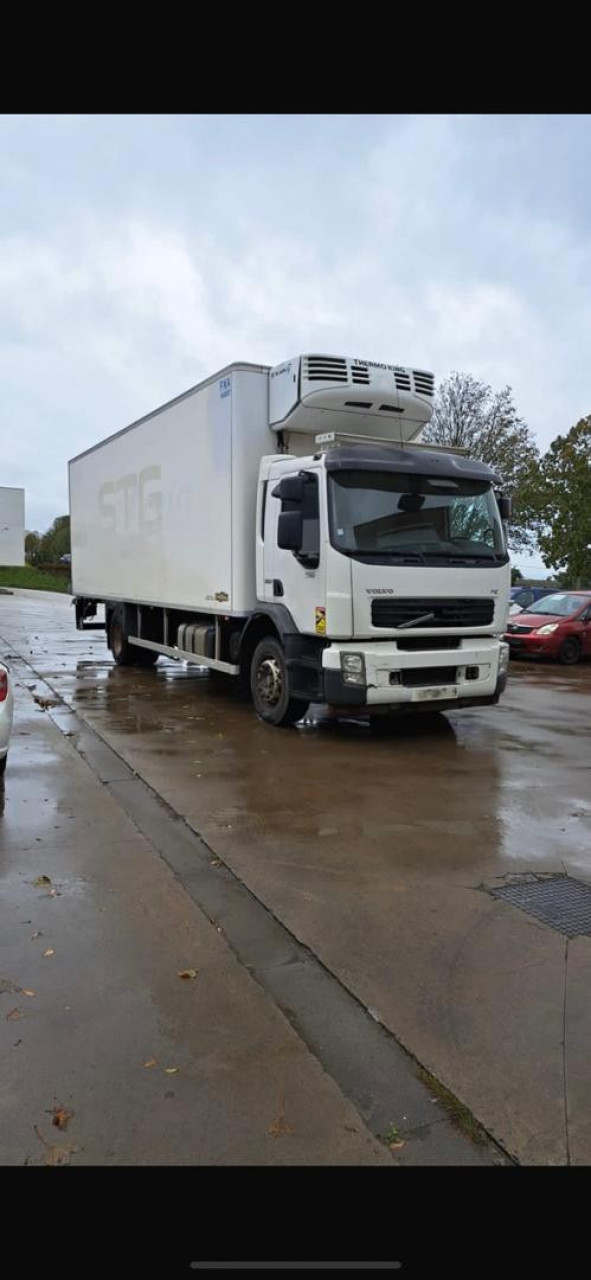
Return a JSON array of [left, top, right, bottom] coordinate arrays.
[[1, 115, 591, 534]]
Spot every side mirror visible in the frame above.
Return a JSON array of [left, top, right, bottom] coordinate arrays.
[[498, 495, 512, 521], [272, 475, 306, 504], [278, 510, 303, 552]]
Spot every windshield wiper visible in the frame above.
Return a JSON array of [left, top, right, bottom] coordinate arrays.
[[426, 549, 498, 563], [398, 611, 436, 630], [342, 550, 426, 563]]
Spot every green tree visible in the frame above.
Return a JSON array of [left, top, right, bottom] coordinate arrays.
[[40, 515, 70, 564], [25, 531, 42, 564], [511, 567, 523, 585], [424, 372, 541, 553], [535, 416, 591, 587]]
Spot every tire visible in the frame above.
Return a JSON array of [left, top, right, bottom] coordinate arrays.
[[109, 616, 158, 668], [0, 754, 6, 777], [558, 636, 581, 666], [109, 616, 135, 666], [250, 637, 309, 726]]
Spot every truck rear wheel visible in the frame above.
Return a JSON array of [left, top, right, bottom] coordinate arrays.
[[109, 615, 158, 668], [250, 638, 309, 727]]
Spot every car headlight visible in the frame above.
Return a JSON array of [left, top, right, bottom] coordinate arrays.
[[341, 652, 366, 685], [537, 623, 559, 635]]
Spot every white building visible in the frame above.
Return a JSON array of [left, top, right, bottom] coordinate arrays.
[[0, 487, 25, 566]]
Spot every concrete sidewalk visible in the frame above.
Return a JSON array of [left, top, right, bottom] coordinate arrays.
[[0, 682, 389, 1166]]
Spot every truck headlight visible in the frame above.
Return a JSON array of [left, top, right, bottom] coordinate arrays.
[[499, 642, 510, 672], [341, 652, 366, 685], [537, 623, 559, 635]]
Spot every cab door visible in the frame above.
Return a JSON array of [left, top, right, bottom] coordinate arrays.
[[262, 464, 326, 637]]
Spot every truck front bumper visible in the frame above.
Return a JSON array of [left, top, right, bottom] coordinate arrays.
[[322, 638, 509, 710]]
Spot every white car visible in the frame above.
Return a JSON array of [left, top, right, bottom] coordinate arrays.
[[0, 661, 14, 776]]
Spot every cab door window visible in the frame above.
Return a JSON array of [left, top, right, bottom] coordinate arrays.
[[277, 472, 320, 569], [298, 474, 320, 567]]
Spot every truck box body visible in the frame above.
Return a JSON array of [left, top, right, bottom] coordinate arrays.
[[69, 364, 270, 615]]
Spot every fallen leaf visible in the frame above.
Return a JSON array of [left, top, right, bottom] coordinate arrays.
[[43, 949, 55, 958], [30, 932, 43, 940], [5, 1008, 22, 1021], [49, 889, 57, 898], [165, 1067, 179, 1075], [0, 977, 21, 995], [389, 1139, 406, 1151], [22, 989, 35, 998], [268, 1116, 293, 1138], [144, 1059, 157, 1068], [34, 1124, 77, 1166], [177, 969, 198, 980], [32, 695, 58, 711], [51, 1107, 74, 1130], [33, 875, 52, 888]]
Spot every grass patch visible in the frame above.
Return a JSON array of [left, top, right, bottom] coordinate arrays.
[[0, 565, 71, 593], [416, 1066, 489, 1146]]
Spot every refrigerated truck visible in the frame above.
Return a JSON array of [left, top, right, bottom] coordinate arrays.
[[69, 354, 511, 726]]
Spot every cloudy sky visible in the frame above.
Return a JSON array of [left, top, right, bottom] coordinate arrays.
[[2, 114, 590, 570]]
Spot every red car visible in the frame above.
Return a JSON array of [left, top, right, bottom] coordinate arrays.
[[505, 591, 591, 664]]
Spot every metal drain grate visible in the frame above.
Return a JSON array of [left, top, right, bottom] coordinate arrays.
[[491, 875, 591, 938]]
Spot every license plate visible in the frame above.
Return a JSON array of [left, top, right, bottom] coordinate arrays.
[[413, 685, 457, 701]]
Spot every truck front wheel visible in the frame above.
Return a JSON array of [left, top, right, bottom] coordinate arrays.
[[250, 638, 309, 727]]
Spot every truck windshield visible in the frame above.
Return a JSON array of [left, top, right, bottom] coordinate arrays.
[[327, 470, 506, 563]]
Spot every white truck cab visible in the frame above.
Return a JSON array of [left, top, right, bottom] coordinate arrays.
[[70, 353, 511, 728], [253, 441, 510, 723]]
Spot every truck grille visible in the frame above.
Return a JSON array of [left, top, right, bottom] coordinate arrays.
[[395, 371, 411, 391], [371, 598, 495, 628], [401, 666, 457, 687]]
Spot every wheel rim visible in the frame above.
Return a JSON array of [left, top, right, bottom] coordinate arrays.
[[562, 639, 579, 663], [256, 656, 283, 709]]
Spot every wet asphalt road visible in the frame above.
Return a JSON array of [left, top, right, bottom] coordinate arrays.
[[2, 590, 591, 1164]]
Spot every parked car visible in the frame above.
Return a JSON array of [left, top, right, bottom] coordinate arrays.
[[508, 585, 562, 616], [0, 660, 14, 776], [505, 591, 591, 664]]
